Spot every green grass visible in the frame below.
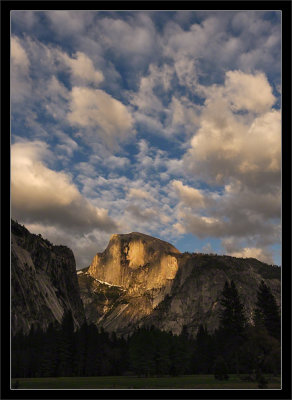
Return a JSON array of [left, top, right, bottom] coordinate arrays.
[[11, 374, 281, 389]]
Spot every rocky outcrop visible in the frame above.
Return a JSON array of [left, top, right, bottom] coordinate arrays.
[[11, 220, 85, 335], [88, 232, 180, 292], [79, 233, 281, 337], [79, 233, 180, 334]]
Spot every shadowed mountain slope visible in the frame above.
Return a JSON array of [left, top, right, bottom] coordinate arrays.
[[11, 220, 85, 335]]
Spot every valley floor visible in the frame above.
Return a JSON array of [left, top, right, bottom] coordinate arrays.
[[11, 374, 281, 389]]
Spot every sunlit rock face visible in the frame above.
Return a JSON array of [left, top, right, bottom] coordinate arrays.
[[80, 232, 180, 334], [80, 233, 281, 337], [88, 232, 180, 292], [11, 220, 85, 335]]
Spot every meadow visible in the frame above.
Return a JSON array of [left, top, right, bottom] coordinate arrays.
[[11, 374, 281, 389]]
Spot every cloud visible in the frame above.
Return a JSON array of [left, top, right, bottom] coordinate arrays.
[[124, 203, 171, 231], [98, 14, 158, 64], [184, 71, 281, 190], [221, 238, 274, 264], [54, 131, 79, 159], [232, 247, 275, 266], [67, 87, 135, 150], [163, 12, 281, 83], [125, 204, 158, 222], [41, 76, 70, 122], [171, 177, 280, 263], [11, 36, 32, 103], [61, 51, 104, 86], [224, 70, 275, 113], [219, 180, 280, 221], [169, 96, 200, 134], [173, 210, 279, 243], [10, 12, 281, 266], [45, 11, 95, 37], [172, 175, 280, 242], [11, 141, 118, 233], [172, 180, 205, 209], [174, 55, 198, 92], [130, 64, 172, 115], [11, 11, 39, 31], [129, 62, 201, 139], [11, 36, 30, 69], [128, 188, 152, 200], [107, 155, 131, 170]]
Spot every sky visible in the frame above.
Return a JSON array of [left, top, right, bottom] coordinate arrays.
[[10, 10, 281, 268]]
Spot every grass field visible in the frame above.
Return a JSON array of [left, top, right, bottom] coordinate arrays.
[[11, 374, 281, 389]]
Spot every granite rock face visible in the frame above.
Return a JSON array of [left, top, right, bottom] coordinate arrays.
[[88, 232, 180, 292], [79, 233, 281, 337], [11, 220, 85, 335], [140, 253, 281, 336], [79, 232, 180, 334]]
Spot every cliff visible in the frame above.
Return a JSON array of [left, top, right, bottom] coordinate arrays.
[[79, 232, 180, 334], [79, 233, 281, 337], [11, 220, 85, 335]]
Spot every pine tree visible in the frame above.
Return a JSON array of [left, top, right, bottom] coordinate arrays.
[[193, 324, 214, 374], [169, 330, 192, 376], [219, 280, 247, 336], [40, 323, 58, 377], [84, 324, 102, 376], [56, 311, 75, 376], [129, 327, 156, 377], [218, 280, 247, 373], [254, 280, 280, 341], [74, 323, 87, 376], [154, 330, 171, 376]]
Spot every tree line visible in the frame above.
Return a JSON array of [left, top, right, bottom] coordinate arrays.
[[11, 280, 280, 379]]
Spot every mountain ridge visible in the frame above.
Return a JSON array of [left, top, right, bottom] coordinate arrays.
[[11, 222, 280, 337], [79, 232, 280, 336]]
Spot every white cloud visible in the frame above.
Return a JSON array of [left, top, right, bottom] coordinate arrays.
[[11, 36, 30, 69], [163, 12, 280, 81], [221, 238, 274, 264], [61, 51, 104, 86], [54, 131, 79, 159], [130, 64, 172, 115], [10, 12, 281, 266], [11, 36, 32, 103], [169, 96, 200, 134], [67, 87, 135, 149], [184, 71, 281, 190], [128, 188, 152, 200], [11, 141, 117, 233], [174, 55, 198, 92], [98, 15, 157, 63], [11, 11, 39, 31], [224, 70, 275, 113], [173, 209, 279, 243], [107, 155, 130, 170], [46, 11, 95, 37], [172, 180, 205, 209]]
